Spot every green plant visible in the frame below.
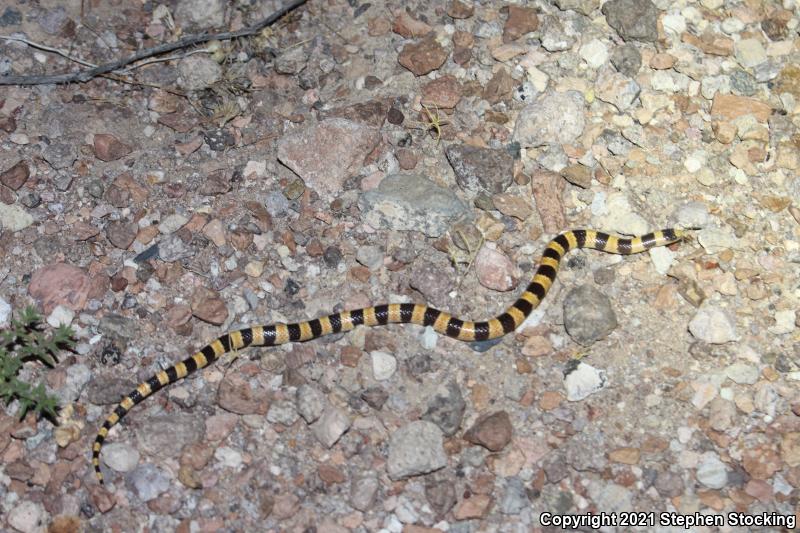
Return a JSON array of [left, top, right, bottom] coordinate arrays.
[[1, 306, 75, 421]]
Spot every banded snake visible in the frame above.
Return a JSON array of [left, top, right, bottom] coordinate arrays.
[[92, 227, 691, 483]]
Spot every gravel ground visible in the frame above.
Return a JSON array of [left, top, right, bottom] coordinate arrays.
[[0, 0, 799, 531]]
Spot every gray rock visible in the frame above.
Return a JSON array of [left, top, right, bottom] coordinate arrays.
[[361, 386, 389, 410], [708, 397, 736, 432], [98, 314, 137, 341], [177, 54, 222, 91], [563, 285, 618, 345], [7, 500, 48, 533], [543, 453, 569, 482], [610, 44, 642, 77], [158, 233, 193, 262], [563, 427, 607, 472], [53, 173, 74, 191], [422, 381, 466, 436], [55, 363, 91, 404], [274, 46, 309, 75], [409, 261, 456, 308], [499, 477, 529, 514], [554, 0, 601, 16], [359, 174, 470, 238], [445, 145, 514, 195], [387, 420, 447, 480], [264, 190, 292, 217], [174, 0, 225, 28], [730, 70, 757, 96], [136, 413, 204, 457], [278, 118, 380, 198], [688, 304, 737, 344], [540, 15, 575, 52], [296, 384, 326, 423], [503, 372, 529, 402], [654, 471, 684, 497], [37, 6, 68, 34], [86, 376, 137, 405], [311, 405, 351, 447], [158, 213, 189, 234], [724, 362, 759, 385], [356, 245, 384, 270], [587, 481, 631, 512], [41, 142, 77, 170], [350, 475, 380, 511], [696, 453, 728, 489], [126, 463, 171, 502], [102, 442, 140, 472], [267, 400, 300, 426], [602, 0, 660, 42], [425, 477, 457, 516], [514, 91, 585, 148], [0, 7, 22, 26], [596, 68, 641, 111]]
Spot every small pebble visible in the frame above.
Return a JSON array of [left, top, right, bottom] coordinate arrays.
[[371, 351, 397, 381], [387, 420, 447, 480], [689, 304, 737, 344], [563, 361, 607, 401]]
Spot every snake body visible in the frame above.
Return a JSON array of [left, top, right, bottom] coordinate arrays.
[[92, 228, 687, 483]]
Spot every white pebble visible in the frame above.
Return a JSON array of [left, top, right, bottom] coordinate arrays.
[[7, 500, 48, 533], [769, 310, 796, 335], [648, 246, 675, 275], [420, 326, 438, 350], [578, 39, 608, 69], [697, 227, 737, 253], [158, 213, 189, 234], [371, 351, 397, 381], [0, 297, 11, 328], [689, 304, 737, 344], [47, 305, 75, 327], [103, 442, 140, 472], [696, 452, 729, 489], [564, 362, 607, 401], [214, 446, 243, 468], [725, 363, 759, 385]]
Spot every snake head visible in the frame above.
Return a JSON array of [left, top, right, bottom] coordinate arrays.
[[673, 227, 701, 242]]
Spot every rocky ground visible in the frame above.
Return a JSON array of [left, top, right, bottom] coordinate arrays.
[[0, 0, 799, 531]]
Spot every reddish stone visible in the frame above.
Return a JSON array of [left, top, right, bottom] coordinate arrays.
[[398, 35, 448, 76], [453, 493, 493, 520], [503, 6, 539, 43], [191, 287, 229, 325], [421, 75, 462, 109], [93, 134, 132, 162], [0, 161, 29, 190], [392, 11, 432, 38], [464, 411, 513, 452], [447, 0, 474, 19], [29, 263, 91, 313], [318, 463, 347, 485]]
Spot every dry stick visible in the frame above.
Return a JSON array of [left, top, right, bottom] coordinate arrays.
[[0, 0, 307, 86]]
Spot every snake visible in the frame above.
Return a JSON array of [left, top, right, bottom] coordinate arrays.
[[92, 228, 690, 483]]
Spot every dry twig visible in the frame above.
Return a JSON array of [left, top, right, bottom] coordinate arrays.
[[0, 0, 307, 86]]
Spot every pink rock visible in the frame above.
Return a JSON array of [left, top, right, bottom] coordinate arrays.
[[93, 134, 133, 162], [0, 161, 29, 190], [277, 119, 380, 198], [475, 246, 518, 291], [29, 263, 91, 313], [398, 35, 449, 76]]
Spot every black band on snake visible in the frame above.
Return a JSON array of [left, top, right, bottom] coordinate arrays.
[[92, 228, 689, 483]]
